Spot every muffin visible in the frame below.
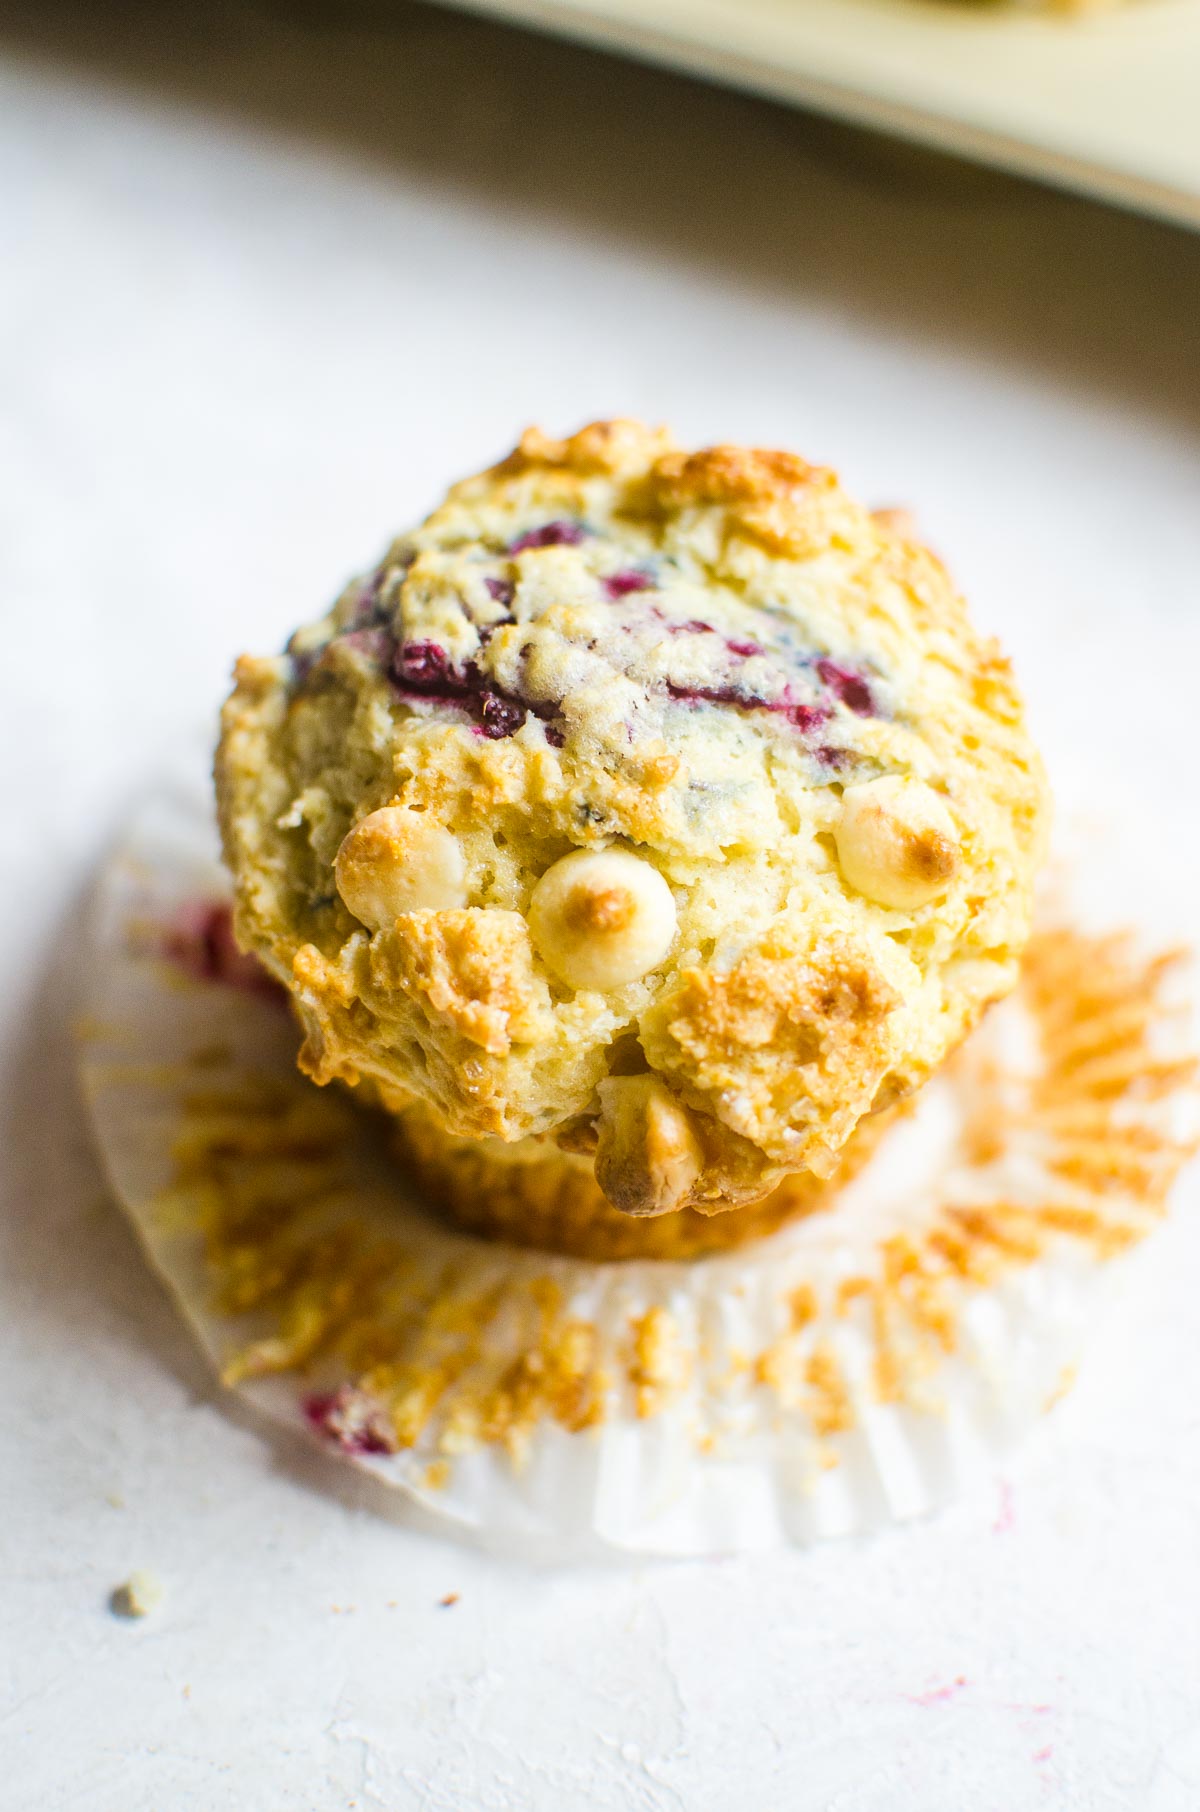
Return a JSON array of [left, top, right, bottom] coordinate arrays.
[[217, 420, 1048, 1220]]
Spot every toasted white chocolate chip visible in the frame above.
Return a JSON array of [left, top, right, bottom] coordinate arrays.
[[834, 776, 959, 910], [335, 806, 467, 928], [528, 848, 676, 991], [594, 1075, 703, 1216]]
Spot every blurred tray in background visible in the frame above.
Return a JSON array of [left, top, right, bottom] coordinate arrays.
[[437, 0, 1200, 231]]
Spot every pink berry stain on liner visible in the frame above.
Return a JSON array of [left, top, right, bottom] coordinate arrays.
[[303, 1389, 394, 1456], [161, 902, 285, 1002]]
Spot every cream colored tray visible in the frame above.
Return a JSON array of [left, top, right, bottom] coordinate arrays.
[[441, 0, 1200, 230]]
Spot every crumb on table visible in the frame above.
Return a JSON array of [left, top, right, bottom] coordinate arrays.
[[110, 1570, 163, 1619]]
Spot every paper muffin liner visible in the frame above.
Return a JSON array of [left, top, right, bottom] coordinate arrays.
[[77, 749, 1198, 1555]]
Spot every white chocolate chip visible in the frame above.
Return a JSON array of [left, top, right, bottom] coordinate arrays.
[[335, 806, 467, 929], [528, 848, 676, 991], [834, 776, 960, 911], [594, 1075, 703, 1216]]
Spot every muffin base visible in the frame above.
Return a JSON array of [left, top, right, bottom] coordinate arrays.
[[390, 1103, 900, 1261]]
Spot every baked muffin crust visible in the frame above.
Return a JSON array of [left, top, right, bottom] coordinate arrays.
[[217, 420, 1048, 1213]]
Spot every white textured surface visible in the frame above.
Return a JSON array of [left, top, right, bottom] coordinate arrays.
[[3, 2, 1200, 1805]]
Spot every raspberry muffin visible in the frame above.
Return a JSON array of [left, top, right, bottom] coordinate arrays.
[[217, 421, 1048, 1219]]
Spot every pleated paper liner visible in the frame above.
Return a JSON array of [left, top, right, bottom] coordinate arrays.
[[77, 753, 1198, 1554]]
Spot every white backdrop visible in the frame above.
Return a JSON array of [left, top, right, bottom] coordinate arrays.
[[3, 3, 1200, 1806]]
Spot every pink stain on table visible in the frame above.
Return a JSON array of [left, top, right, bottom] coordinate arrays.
[[993, 1479, 1017, 1534], [908, 1676, 968, 1708]]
